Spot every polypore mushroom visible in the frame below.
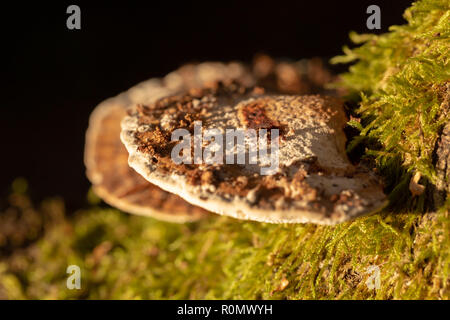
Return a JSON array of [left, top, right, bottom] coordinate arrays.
[[120, 82, 387, 225], [86, 58, 387, 224]]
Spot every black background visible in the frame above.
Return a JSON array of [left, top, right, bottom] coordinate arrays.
[[0, 299, 441, 318], [2, 1, 412, 211]]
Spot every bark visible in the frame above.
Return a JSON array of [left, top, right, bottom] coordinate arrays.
[[433, 121, 450, 208]]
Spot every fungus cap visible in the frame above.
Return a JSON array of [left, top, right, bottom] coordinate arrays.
[[121, 84, 388, 225]]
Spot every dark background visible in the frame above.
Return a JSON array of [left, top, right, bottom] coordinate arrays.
[[2, 1, 412, 211]]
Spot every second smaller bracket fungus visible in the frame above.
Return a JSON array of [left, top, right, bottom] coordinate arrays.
[[85, 96, 210, 223]]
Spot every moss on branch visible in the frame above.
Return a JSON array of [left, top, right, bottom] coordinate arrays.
[[331, 0, 450, 210], [1, 0, 449, 300]]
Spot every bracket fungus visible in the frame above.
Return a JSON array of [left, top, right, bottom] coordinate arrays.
[[121, 84, 387, 225], [85, 58, 387, 225]]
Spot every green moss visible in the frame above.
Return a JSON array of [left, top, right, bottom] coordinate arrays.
[[331, 0, 450, 209], [0, 192, 448, 299]]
